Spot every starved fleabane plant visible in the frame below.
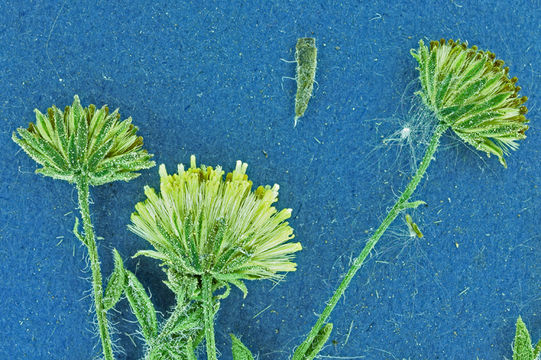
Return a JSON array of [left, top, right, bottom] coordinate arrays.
[[12, 95, 155, 360], [129, 155, 301, 360], [292, 39, 530, 360]]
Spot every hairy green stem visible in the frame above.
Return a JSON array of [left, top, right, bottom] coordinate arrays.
[[76, 176, 114, 360], [293, 122, 448, 360], [202, 274, 217, 360]]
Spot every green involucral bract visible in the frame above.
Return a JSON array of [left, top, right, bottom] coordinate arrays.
[[411, 39, 529, 167], [12, 94, 155, 184], [129, 155, 302, 293]]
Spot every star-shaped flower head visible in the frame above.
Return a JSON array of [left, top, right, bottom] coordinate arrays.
[[129, 155, 301, 296], [411, 39, 529, 167], [12, 95, 154, 185]]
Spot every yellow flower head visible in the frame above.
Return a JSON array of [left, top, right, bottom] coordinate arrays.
[[129, 156, 301, 295], [411, 39, 529, 167]]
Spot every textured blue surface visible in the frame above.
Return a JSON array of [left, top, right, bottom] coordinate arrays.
[[1, 1, 539, 359]]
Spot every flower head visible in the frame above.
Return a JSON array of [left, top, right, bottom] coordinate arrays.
[[12, 95, 154, 185], [411, 39, 529, 167], [129, 156, 301, 295]]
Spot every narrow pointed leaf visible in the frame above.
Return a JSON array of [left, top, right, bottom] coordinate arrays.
[[229, 279, 248, 298], [231, 334, 254, 360], [305, 323, 333, 360], [125, 270, 158, 342], [513, 316, 534, 360], [103, 249, 127, 311]]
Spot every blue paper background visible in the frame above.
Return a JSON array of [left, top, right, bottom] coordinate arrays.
[[1, 1, 539, 359]]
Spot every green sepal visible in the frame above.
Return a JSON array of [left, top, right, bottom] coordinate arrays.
[[103, 249, 127, 311], [213, 247, 237, 272], [185, 218, 201, 271], [16, 128, 68, 171], [35, 167, 73, 182], [460, 57, 486, 87], [453, 78, 486, 105], [75, 104, 88, 163], [427, 48, 437, 97], [435, 72, 452, 108], [125, 270, 158, 342], [12, 132, 55, 170], [89, 171, 140, 186], [211, 218, 227, 256], [52, 107, 68, 156], [34, 109, 53, 142], [513, 316, 534, 360], [154, 222, 200, 275], [67, 131, 78, 167], [132, 249, 170, 262], [231, 334, 255, 360], [87, 107, 110, 152], [87, 138, 114, 171], [304, 322, 333, 360], [95, 151, 153, 172]]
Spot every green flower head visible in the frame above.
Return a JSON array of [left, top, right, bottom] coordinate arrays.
[[129, 155, 301, 295], [411, 39, 529, 167], [12, 95, 155, 185]]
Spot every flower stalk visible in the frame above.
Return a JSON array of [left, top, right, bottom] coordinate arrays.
[[292, 122, 448, 360], [75, 175, 114, 360]]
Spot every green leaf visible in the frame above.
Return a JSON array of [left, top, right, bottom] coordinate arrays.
[[513, 316, 534, 360], [125, 270, 158, 342], [400, 200, 426, 210], [229, 279, 248, 298], [305, 323, 333, 360], [534, 338, 541, 359], [73, 217, 87, 246], [170, 307, 204, 335], [103, 249, 127, 311], [230, 334, 254, 360]]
